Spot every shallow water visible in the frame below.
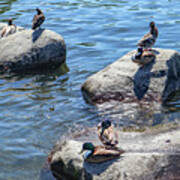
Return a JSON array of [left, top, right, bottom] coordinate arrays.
[[0, 0, 180, 179]]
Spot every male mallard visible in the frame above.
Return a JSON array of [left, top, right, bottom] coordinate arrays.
[[1, 19, 16, 38], [131, 47, 155, 66], [80, 142, 124, 163], [32, 8, 45, 30], [97, 120, 118, 148], [137, 21, 158, 50]]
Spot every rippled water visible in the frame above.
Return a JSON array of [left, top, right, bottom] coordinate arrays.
[[0, 0, 180, 179]]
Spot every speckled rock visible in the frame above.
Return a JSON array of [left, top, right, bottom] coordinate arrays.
[[48, 125, 180, 180], [0, 25, 66, 74], [82, 48, 180, 104]]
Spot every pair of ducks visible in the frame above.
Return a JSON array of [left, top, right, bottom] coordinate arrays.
[[0, 8, 45, 38], [132, 21, 158, 66], [80, 120, 124, 163]]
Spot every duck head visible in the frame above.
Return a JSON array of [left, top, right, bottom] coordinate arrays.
[[149, 21, 155, 29], [136, 47, 143, 57], [8, 19, 13, 25], [80, 142, 95, 154], [36, 8, 42, 15], [101, 120, 112, 135], [149, 21, 158, 37]]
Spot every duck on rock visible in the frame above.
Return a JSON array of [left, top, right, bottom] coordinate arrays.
[[97, 120, 119, 148], [32, 8, 45, 30], [1, 18, 16, 38], [80, 142, 124, 163], [137, 21, 158, 50], [131, 47, 156, 66]]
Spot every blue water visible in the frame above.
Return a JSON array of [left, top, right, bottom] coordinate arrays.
[[0, 0, 180, 179]]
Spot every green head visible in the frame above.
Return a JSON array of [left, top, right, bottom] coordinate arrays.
[[80, 142, 94, 153]]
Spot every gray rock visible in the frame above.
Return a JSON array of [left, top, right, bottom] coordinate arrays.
[[0, 25, 66, 74], [82, 48, 180, 104], [49, 126, 180, 180]]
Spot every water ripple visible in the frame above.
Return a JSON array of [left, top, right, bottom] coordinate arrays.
[[0, 0, 180, 179]]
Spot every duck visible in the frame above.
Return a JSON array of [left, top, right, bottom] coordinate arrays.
[[80, 142, 124, 163], [1, 19, 16, 38], [97, 120, 118, 148], [32, 8, 45, 30], [137, 21, 158, 50], [131, 47, 156, 66]]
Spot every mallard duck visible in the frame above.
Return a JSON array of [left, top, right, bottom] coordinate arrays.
[[131, 47, 155, 66], [80, 142, 124, 163], [1, 19, 16, 38], [32, 8, 45, 30], [97, 120, 118, 148], [137, 21, 158, 50]]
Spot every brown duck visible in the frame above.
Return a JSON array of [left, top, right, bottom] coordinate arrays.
[[97, 120, 118, 148], [1, 19, 16, 38], [137, 21, 158, 50], [132, 47, 156, 66], [32, 8, 45, 30], [80, 142, 124, 163]]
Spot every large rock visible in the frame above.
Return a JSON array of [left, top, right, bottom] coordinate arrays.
[[82, 48, 180, 104], [48, 125, 180, 180], [0, 24, 66, 74]]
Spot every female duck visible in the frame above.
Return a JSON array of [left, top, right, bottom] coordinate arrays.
[[137, 21, 158, 50], [32, 8, 45, 30], [97, 120, 118, 148], [131, 47, 155, 66], [80, 142, 124, 163], [1, 19, 16, 38]]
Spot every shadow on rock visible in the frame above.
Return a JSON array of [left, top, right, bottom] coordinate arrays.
[[0, 62, 69, 80], [133, 59, 156, 100], [83, 157, 122, 176], [32, 28, 45, 42], [154, 155, 180, 180], [133, 56, 168, 101], [162, 53, 180, 104]]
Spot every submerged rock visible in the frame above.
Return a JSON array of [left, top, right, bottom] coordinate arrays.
[[82, 48, 180, 105], [48, 125, 180, 180], [0, 23, 66, 74]]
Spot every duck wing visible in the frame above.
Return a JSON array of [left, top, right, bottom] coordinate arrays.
[[94, 146, 124, 156], [138, 33, 155, 48], [32, 14, 45, 30]]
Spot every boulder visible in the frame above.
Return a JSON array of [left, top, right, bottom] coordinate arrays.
[[48, 125, 180, 180], [82, 48, 180, 105], [0, 24, 66, 74]]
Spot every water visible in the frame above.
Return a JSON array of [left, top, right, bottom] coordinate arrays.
[[0, 0, 180, 179]]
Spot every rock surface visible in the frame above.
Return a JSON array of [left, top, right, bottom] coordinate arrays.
[[48, 125, 180, 180], [82, 48, 180, 104], [0, 23, 66, 74]]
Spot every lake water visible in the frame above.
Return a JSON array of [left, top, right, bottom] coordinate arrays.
[[0, 0, 180, 179]]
